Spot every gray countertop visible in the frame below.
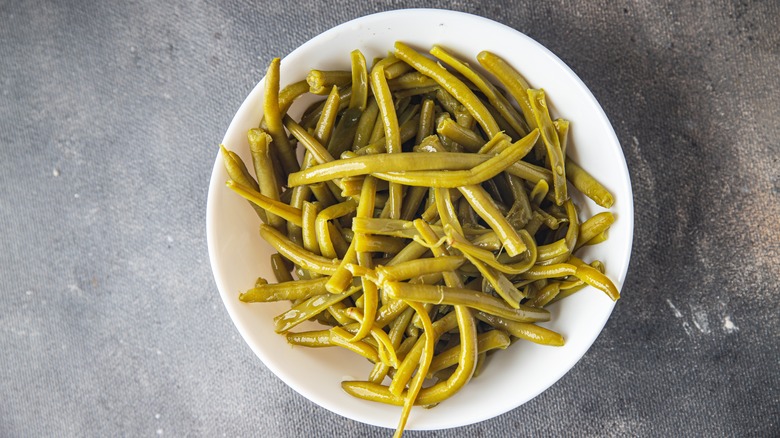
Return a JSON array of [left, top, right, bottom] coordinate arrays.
[[1, 1, 778, 436]]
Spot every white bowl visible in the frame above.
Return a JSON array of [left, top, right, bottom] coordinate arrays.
[[207, 8, 633, 431]]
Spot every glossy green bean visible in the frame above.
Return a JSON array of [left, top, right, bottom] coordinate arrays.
[[273, 288, 354, 333], [240, 276, 329, 302], [565, 159, 615, 208], [384, 282, 549, 323], [458, 184, 527, 256], [369, 62, 403, 219], [431, 45, 528, 137], [227, 180, 303, 227], [427, 329, 510, 377], [247, 129, 285, 229], [474, 311, 564, 346], [259, 224, 339, 275], [528, 89, 567, 205], [263, 58, 299, 175], [395, 42, 500, 138], [349, 50, 368, 111], [372, 130, 538, 188], [307, 70, 352, 95]]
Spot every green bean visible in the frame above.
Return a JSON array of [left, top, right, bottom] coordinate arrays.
[[529, 282, 562, 307], [382, 55, 413, 79], [458, 184, 527, 256], [328, 108, 362, 158], [349, 50, 368, 111], [270, 253, 294, 283], [329, 326, 379, 362], [565, 159, 614, 208], [263, 58, 300, 176], [227, 180, 303, 227], [307, 70, 352, 95], [273, 288, 355, 333], [385, 282, 549, 323], [259, 224, 339, 275], [374, 255, 465, 284], [554, 119, 570, 159], [388, 311, 457, 396], [370, 63, 403, 219], [300, 86, 352, 129], [474, 311, 564, 346], [247, 129, 285, 229], [301, 201, 320, 255], [427, 329, 510, 377], [520, 263, 577, 280], [395, 42, 500, 138], [476, 51, 537, 134], [353, 99, 379, 149], [575, 264, 620, 301], [286, 329, 331, 347], [240, 276, 329, 303], [434, 187, 463, 237], [312, 86, 340, 146], [536, 238, 569, 264], [219, 145, 267, 222], [395, 301, 435, 436], [353, 235, 406, 254], [446, 225, 536, 275], [563, 199, 579, 252], [431, 45, 528, 137], [369, 307, 415, 383], [527, 89, 567, 205], [325, 239, 357, 293], [436, 117, 485, 152], [387, 71, 438, 90], [372, 130, 538, 188], [316, 200, 357, 259], [350, 175, 379, 342], [465, 252, 523, 307], [277, 80, 310, 116], [289, 150, 503, 186]]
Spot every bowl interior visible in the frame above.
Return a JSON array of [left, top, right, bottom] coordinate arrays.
[[207, 8, 633, 431]]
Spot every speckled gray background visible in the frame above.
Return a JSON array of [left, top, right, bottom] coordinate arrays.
[[1, 0, 778, 436]]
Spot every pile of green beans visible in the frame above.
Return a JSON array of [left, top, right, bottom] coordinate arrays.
[[221, 42, 618, 437]]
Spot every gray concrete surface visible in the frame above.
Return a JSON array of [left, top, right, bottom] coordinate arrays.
[[1, 0, 778, 436]]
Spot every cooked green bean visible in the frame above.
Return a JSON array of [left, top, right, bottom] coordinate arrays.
[[372, 130, 538, 188], [270, 253, 294, 283], [307, 70, 352, 94], [554, 119, 570, 159], [370, 62, 403, 219], [316, 200, 357, 259], [247, 129, 285, 229], [384, 282, 549, 323], [220, 145, 267, 222], [263, 58, 300, 176], [436, 117, 485, 152], [259, 224, 339, 275], [427, 329, 510, 377], [431, 45, 528, 137], [528, 89, 567, 206], [353, 99, 379, 149], [474, 311, 564, 346], [226, 180, 302, 227], [565, 159, 615, 208], [349, 50, 368, 111], [458, 184, 527, 256], [240, 277, 329, 303], [476, 50, 537, 134], [274, 288, 355, 333], [395, 42, 500, 138]]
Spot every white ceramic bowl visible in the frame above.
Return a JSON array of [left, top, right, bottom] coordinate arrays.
[[207, 8, 633, 431]]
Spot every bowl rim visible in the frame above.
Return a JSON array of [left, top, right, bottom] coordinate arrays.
[[207, 7, 634, 430]]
